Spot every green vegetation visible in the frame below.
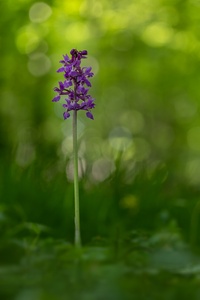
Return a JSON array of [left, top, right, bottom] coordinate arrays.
[[1, 0, 200, 299]]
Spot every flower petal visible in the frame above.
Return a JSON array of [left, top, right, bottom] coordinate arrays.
[[63, 111, 70, 119], [86, 111, 94, 120], [57, 67, 65, 73], [52, 95, 60, 102]]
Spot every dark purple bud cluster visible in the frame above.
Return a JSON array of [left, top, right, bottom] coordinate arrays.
[[52, 49, 95, 120]]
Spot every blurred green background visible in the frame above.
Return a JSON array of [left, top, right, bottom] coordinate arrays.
[[1, 0, 200, 246]]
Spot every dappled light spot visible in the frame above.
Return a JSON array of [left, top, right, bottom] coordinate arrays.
[[29, 2, 52, 23], [64, 23, 90, 43], [16, 142, 36, 167], [192, 0, 200, 6], [61, 137, 73, 157], [120, 110, 144, 134], [80, 1, 103, 18], [16, 26, 40, 54], [61, 118, 85, 140], [120, 146, 136, 162], [158, 6, 179, 26], [109, 126, 132, 151], [28, 53, 51, 76], [107, 126, 151, 162], [171, 31, 200, 53], [187, 126, 200, 151], [127, 1, 156, 27], [15, 127, 36, 167], [66, 158, 86, 181], [185, 159, 200, 185], [158, 210, 170, 223], [35, 40, 49, 54], [62, 137, 86, 159], [104, 9, 130, 31], [120, 195, 139, 211], [142, 22, 173, 47], [60, 0, 82, 15], [91, 158, 115, 182], [171, 31, 190, 51]]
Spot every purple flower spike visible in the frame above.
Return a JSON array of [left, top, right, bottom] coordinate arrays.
[[52, 49, 95, 120]]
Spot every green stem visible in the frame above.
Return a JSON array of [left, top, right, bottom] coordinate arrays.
[[73, 109, 81, 247]]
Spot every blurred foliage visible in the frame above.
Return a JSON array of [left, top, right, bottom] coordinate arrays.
[[1, 0, 200, 298]]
